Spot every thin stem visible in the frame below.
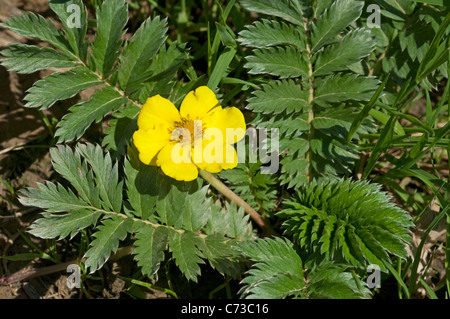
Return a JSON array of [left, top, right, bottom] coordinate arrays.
[[0, 246, 134, 285], [303, 17, 315, 183], [0, 260, 76, 285], [198, 169, 277, 236], [130, 278, 178, 299]]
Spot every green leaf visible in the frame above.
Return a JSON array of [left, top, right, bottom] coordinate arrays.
[[142, 42, 187, 83], [0, 253, 42, 262], [76, 144, 123, 213], [0, 43, 78, 74], [306, 261, 371, 299], [368, 109, 405, 136], [155, 177, 202, 230], [55, 87, 126, 142], [375, 0, 414, 21], [362, 115, 398, 179], [278, 179, 413, 267], [1, 12, 69, 53], [49, 145, 100, 206], [245, 46, 309, 78], [199, 233, 241, 277], [133, 223, 169, 279], [413, 0, 447, 5], [311, 0, 364, 53], [128, 41, 187, 104], [247, 80, 309, 114], [280, 156, 309, 188], [203, 202, 253, 240], [181, 186, 212, 232], [49, 0, 88, 60], [168, 230, 204, 282], [27, 210, 101, 240], [117, 16, 168, 92], [238, 19, 306, 49], [347, 75, 389, 142], [84, 216, 133, 273], [314, 74, 379, 106], [239, 0, 304, 26], [313, 29, 374, 76], [18, 181, 90, 213], [124, 146, 160, 219], [244, 272, 306, 299], [216, 22, 236, 47], [24, 66, 102, 110], [207, 46, 236, 90], [224, 203, 254, 240], [237, 237, 306, 299], [103, 103, 140, 155], [91, 0, 128, 77], [416, 11, 450, 83], [219, 162, 279, 214]]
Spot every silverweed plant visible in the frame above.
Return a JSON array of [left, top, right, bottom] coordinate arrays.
[[1, 0, 449, 299]]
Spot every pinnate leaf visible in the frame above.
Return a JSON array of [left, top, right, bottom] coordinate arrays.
[[133, 224, 169, 279], [245, 46, 309, 78], [0, 44, 78, 74], [24, 67, 102, 110], [55, 87, 126, 143], [168, 230, 205, 282], [239, 0, 304, 25], [27, 210, 101, 240], [117, 16, 168, 92], [238, 19, 305, 49], [247, 80, 309, 114], [311, 0, 364, 53], [84, 216, 133, 273], [91, 0, 128, 77], [1, 12, 69, 52]]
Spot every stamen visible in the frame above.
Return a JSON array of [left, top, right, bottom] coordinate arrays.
[[171, 115, 205, 144]]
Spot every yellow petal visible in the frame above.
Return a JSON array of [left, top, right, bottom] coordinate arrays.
[[196, 162, 222, 173], [204, 107, 246, 144], [180, 86, 219, 120], [196, 143, 238, 173], [220, 144, 239, 170], [156, 143, 198, 181], [137, 95, 180, 131], [133, 126, 170, 165]]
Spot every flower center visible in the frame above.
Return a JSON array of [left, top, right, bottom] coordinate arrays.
[[172, 115, 205, 144]]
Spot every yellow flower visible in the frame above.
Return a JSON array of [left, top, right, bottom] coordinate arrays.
[[133, 86, 246, 181]]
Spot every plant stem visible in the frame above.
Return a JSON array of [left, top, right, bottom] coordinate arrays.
[[130, 278, 178, 299], [0, 260, 76, 285], [304, 18, 315, 184], [198, 169, 277, 236], [0, 246, 134, 285]]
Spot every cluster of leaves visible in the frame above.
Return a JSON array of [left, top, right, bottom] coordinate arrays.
[[237, 237, 371, 299], [1, 0, 190, 154], [279, 179, 413, 270], [19, 143, 254, 281], [367, 0, 449, 89], [238, 0, 379, 188], [219, 161, 279, 215], [232, 0, 449, 300], [3, 0, 447, 299]]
